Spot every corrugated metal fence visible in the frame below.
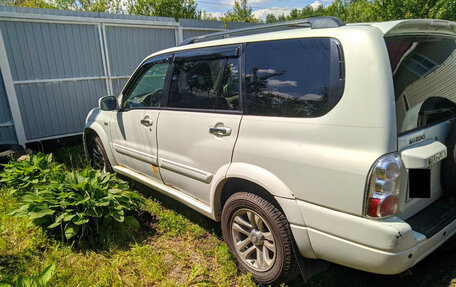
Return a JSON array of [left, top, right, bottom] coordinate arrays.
[[0, 69, 15, 145], [0, 6, 257, 146]]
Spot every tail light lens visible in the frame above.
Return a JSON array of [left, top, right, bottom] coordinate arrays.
[[365, 153, 402, 218]]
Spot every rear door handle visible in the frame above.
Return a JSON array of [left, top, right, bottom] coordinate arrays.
[[140, 117, 153, 127], [209, 126, 231, 136]]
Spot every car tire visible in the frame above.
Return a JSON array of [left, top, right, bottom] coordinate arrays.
[[89, 135, 113, 173], [221, 192, 299, 285]]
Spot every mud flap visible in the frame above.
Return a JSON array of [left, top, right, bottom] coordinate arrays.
[[291, 237, 329, 283]]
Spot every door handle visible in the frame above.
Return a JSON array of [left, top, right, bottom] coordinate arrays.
[[209, 126, 231, 136], [140, 117, 153, 127]]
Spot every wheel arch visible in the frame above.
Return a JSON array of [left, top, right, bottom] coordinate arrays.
[[83, 122, 116, 167], [211, 163, 296, 221], [212, 163, 316, 260]]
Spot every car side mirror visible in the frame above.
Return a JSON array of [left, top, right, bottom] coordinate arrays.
[[99, 95, 118, 111]]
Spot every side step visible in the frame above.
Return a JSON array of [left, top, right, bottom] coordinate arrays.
[[406, 197, 456, 238], [112, 165, 215, 220]]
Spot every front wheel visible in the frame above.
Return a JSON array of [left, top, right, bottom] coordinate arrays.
[[88, 135, 113, 173], [221, 192, 299, 285]]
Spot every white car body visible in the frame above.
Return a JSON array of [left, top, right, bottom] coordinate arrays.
[[84, 19, 456, 277]]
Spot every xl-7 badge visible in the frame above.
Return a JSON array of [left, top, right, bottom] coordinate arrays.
[[429, 150, 447, 165]]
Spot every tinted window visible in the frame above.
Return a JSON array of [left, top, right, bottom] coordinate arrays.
[[387, 37, 456, 133], [245, 38, 344, 117], [168, 57, 240, 110], [123, 61, 169, 109], [220, 58, 240, 110]]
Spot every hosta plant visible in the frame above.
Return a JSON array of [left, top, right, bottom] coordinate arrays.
[[0, 153, 63, 196], [11, 169, 145, 242]]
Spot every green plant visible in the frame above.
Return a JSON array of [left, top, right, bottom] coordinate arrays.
[[11, 169, 145, 243], [0, 263, 55, 287], [0, 153, 63, 197], [52, 145, 89, 170]]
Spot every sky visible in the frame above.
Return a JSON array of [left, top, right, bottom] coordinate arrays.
[[195, 0, 333, 21]]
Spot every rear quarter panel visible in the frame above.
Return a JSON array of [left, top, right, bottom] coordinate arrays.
[[233, 26, 398, 215]]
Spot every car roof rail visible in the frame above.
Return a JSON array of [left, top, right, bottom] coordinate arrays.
[[178, 16, 345, 46]]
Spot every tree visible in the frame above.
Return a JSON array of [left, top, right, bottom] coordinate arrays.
[[5, 0, 56, 9], [7, 0, 124, 12], [341, 0, 377, 22], [265, 2, 339, 23], [52, 0, 124, 12], [127, 0, 200, 20], [262, 0, 455, 24], [325, 0, 346, 20], [431, 0, 456, 21], [201, 11, 219, 21], [369, 0, 456, 21], [277, 14, 286, 22], [7, 0, 456, 23], [221, 0, 258, 23], [265, 13, 279, 23]]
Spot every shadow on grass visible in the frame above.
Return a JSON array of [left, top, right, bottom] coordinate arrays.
[[126, 179, 456, 287], [126, 179, 223, 238], [0, 249, 43, 279], [289, 236, 456, 287], [68, 214, 158, 252]]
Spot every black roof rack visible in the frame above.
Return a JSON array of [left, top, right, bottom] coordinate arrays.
[[179, 16, 345, 46]]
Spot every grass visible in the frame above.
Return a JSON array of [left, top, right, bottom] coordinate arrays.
[[0, 145, 255, 286], [0, 183, 255, 286], [1, 143, 456, 286], [52, 144, 89, 170]]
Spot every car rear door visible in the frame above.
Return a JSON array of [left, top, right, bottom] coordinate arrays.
[[157, 45, 242, 203], [386, 34, 456, 222], [110, 55, 171, 181]]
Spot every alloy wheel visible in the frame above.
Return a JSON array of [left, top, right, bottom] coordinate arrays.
[[230, 208, 277, 272]]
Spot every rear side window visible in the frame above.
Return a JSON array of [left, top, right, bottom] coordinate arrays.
[[245, 38, 344, 117]]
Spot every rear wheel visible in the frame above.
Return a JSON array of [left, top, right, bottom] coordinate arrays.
[[88, 135, 113, 173], [221, 192, 299, 285]]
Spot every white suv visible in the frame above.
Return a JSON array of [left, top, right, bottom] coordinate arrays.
[[84, 17, 456, 285]]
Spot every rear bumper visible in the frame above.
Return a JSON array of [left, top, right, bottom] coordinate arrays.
[[292, 199, 456, 274]]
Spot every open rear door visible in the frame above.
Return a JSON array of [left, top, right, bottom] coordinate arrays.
[[383, 21, 456, 237]]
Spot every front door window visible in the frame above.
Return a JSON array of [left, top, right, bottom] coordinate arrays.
[[123, 61, 170, 109]]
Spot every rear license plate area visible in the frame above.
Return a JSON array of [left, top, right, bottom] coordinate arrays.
[[408, 168, 431, 198]]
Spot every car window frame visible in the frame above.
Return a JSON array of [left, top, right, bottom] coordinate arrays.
[[162, 44, 244, 115], [119, 54, 172, 112]]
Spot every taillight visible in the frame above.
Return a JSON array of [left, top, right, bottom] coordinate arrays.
[[365, 153, 402, 218]]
